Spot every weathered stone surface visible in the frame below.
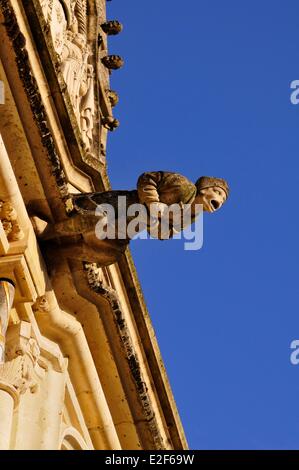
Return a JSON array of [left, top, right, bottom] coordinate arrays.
[[101, 54, 124, 70], [101, 20, 123, 36], [0, 0, 189, 451]]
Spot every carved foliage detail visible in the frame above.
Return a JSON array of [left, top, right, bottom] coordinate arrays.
[[106, 89, 119, 107], [101, 55, 124, 71], [101, 20, 123, 36], [0, 201, 24, 241], [0, 337, 44, 396]]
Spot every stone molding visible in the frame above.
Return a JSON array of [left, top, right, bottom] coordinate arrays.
[[84, 262, 166, 451]]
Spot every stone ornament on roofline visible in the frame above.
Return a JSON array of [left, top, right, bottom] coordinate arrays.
[[101, 20, 123, 36], [106, 89, 119, 107], [101, 55, 124, 70]]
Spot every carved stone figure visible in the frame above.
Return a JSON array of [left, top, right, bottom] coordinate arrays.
[[101, 55, 124, 70], [101, 20, 123, 36], [80, 64, 95, 151], [32, 172, 229, 266], [60, 31, 89, 111], [0, 280, 15, 363]]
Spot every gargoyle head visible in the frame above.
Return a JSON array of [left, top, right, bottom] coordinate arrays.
[[195, 176, 229, 213]]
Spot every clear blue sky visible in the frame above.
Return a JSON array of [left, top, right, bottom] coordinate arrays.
[[106, 1, 299, 450]]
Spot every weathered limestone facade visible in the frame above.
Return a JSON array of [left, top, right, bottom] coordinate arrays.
[[0, 0, 187, 450]]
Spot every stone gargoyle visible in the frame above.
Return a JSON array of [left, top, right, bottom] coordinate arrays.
[[31, 171, 229, 266]]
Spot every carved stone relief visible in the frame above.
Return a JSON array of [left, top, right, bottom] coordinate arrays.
[[0, 329, 46, 406], [1, 338, 42, 395], [0, 201, 24, 242], [40, 1, 96, 153], [38, 1, 124, 165]]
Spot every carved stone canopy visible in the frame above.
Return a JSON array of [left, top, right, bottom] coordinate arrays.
[[101, 20, 123, 36], [101, 55, 124, 70]]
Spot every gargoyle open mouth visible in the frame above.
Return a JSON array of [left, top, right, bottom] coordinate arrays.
[[210, 200, 220, 211]]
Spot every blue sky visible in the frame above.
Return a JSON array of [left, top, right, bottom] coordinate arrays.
[[106, 1, 299, 449]]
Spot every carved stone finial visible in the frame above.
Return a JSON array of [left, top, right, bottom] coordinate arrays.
[[102, 116, 120, 131], [106, 89, 119, 107], [101, 20, 123, 36], [101, 55, 124, 70]]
